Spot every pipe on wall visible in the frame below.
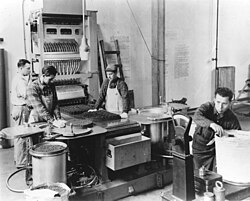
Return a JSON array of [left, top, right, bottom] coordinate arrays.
[[0, 49, 8, 129]]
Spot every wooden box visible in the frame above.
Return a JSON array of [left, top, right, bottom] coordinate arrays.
[[194, 169, 222, 194], [106, 133, 151, 171]]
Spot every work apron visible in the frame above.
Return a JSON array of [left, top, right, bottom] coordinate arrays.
[[105, 83, 123, 114], [28, 93, 54, 123]]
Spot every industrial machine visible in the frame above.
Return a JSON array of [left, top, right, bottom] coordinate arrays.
[[24, 1, 174, 200], [28, 0, 99, 108]]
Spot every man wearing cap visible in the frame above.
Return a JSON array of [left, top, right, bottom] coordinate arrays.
[[89, 64, 130, 118]]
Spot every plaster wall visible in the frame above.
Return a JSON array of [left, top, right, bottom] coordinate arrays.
[[165, 0, 216, 107], [88, 0, 152, 108], [218, 0, 250, 97], [1, 0, 250, 127]]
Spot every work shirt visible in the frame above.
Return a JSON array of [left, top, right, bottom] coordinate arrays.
[[11, 73, 31, 106], [27, 78, 61, 122], [95, 77, 129, 113], [192, 101, 241, 152]]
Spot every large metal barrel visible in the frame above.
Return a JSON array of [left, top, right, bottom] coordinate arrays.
[[30, 141, 68, 187]]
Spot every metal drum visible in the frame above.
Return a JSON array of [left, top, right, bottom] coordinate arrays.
[[139, 107, 169, 154], [30, 141, 68, 187]]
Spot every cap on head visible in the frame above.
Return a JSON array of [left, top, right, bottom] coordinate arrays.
[[105, 64, 117, 72]]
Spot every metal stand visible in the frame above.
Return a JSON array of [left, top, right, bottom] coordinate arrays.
[[162, 114, 195, 201]]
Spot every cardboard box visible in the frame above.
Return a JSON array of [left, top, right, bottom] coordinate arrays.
[[106, 133, 151, 171]]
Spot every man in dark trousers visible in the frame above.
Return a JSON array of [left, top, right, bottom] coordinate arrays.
[[192, 87, 241, 171]]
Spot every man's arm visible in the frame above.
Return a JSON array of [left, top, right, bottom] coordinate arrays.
[[52, 84, 61, 119], [118, 80, 129, 113], [194, 102, 214, 127], [94, 79, 109, 110]]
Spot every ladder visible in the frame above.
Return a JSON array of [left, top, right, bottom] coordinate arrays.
[[99, 39, 124, 83]]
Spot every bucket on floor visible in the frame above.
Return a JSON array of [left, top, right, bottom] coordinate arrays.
[[30, 141, 68, 187]]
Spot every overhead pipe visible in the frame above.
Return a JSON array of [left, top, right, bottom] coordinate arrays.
[[22, 0, 28, 59], [213, 0, 220, 89]]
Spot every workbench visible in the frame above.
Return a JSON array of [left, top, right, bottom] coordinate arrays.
[[62, 112, 174, 201]]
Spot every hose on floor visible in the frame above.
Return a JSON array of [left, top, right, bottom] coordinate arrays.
[[6, 166, 32, 193]]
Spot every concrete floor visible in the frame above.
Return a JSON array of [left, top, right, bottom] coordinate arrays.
[[1, 114, 250, 201]]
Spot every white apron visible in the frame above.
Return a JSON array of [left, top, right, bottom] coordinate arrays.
[[105, 83, 123, 114]]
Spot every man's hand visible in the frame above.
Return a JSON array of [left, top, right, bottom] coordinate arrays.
[[53, 119, 67, 128], [210, 123, 224, 137], [120, 112, 128, 119], [88, 109, 97, 112]]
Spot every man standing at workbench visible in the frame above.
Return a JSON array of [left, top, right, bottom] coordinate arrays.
[[192, 87, 241, 172], [11, 59, 32, 168], [27, 65, 64, 126], [89, 64, 130, 118]]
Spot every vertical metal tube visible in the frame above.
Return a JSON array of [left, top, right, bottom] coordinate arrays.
[[0, 49, 7, 129], [215, 0, 220, 89]]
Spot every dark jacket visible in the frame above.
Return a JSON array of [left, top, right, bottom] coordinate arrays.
[[192, 101, 241, 152]]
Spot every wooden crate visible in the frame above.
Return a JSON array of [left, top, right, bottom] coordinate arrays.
[[106, 133, 151, 171]]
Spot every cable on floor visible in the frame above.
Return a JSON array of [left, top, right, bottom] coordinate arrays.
[[6, 166, 32, 193]]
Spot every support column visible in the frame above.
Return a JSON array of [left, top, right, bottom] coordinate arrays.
[[152, 0, 165, 106]]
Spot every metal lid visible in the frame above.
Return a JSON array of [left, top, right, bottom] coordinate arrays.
[[30, 141, 67, 157]]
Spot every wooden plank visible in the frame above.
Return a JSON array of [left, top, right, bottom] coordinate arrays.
[[218, 66, 235, 93], [86, 11, 99, 100], [114, 40, 125, 80]]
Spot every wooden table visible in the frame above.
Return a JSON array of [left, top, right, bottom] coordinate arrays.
[[0, 125, 44, 139]]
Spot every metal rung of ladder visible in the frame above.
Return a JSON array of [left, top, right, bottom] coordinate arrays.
[[99, 40, 124, 82]]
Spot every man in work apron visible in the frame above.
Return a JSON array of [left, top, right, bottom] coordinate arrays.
[[90, 64, 130, 118]]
